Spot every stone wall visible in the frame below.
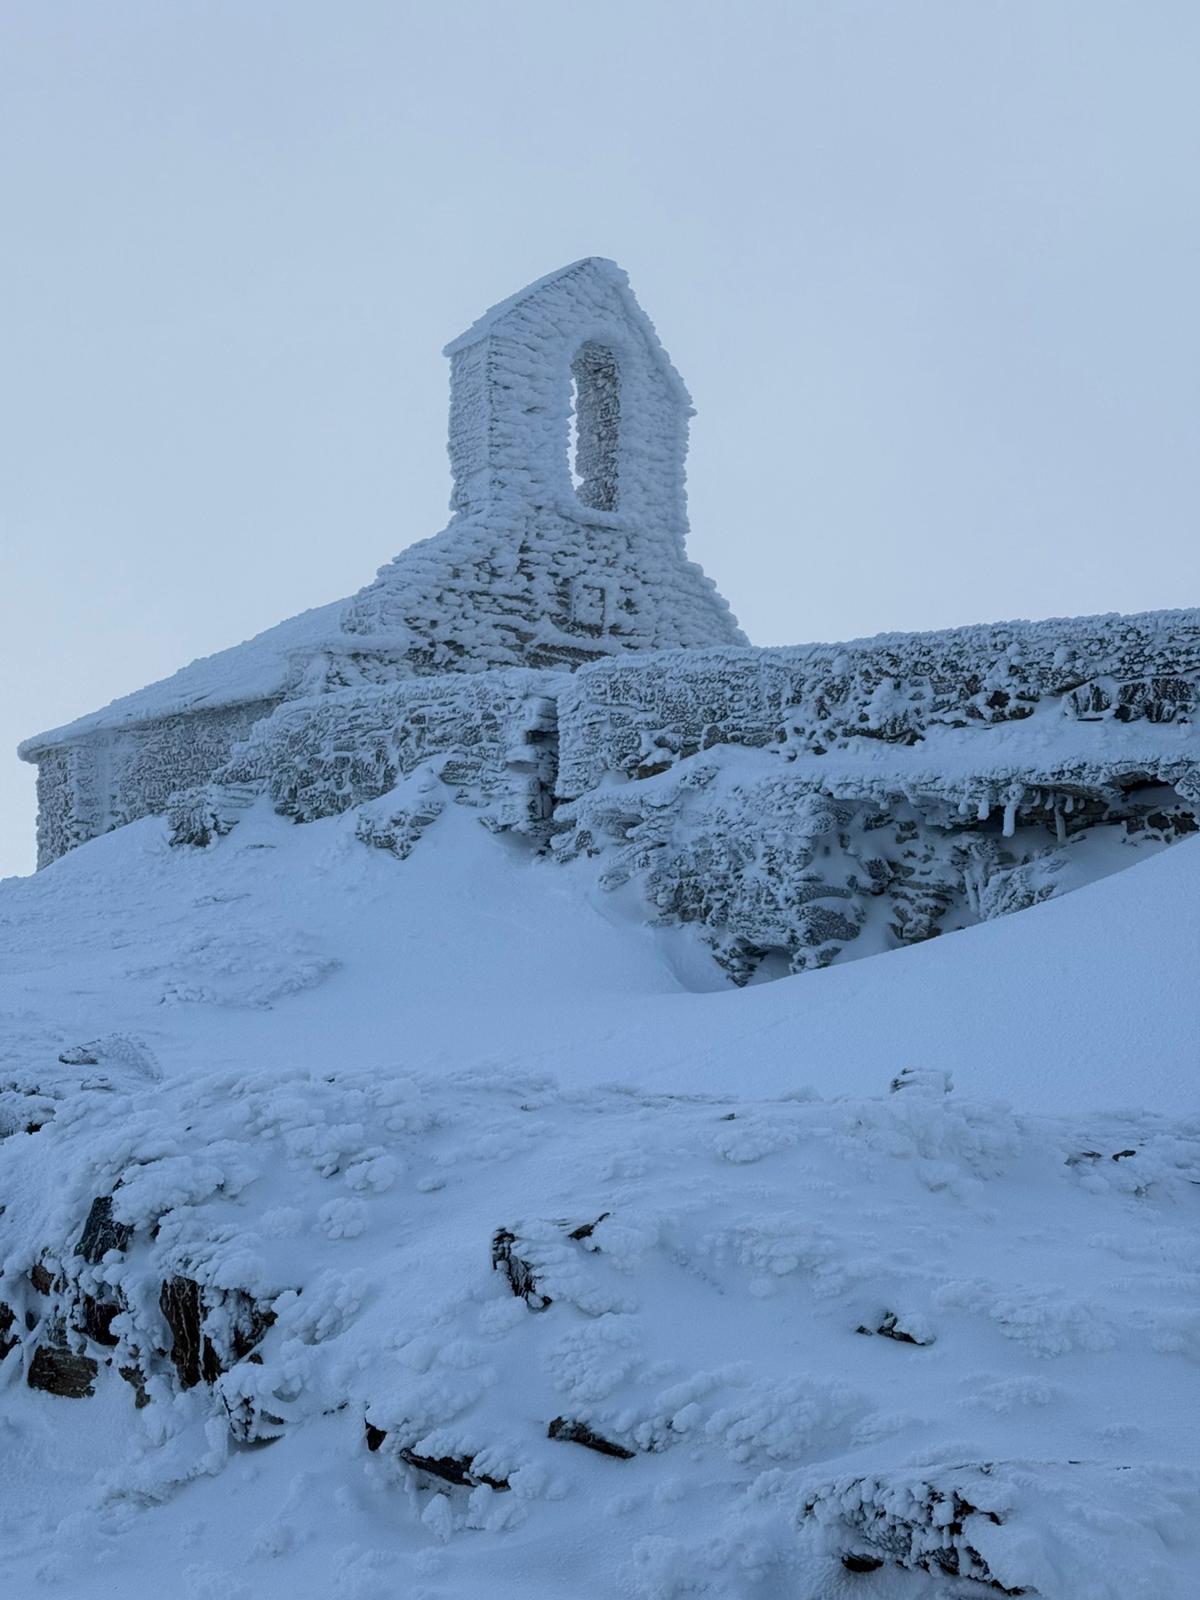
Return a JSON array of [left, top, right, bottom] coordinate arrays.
[[28, 699, 280, 869], [550, 611, 1200, 981], [336, 258, 745, 677], [556, 610, 1200, 798], [220, 670, 563, 832], [27, 610, 1200, 920]]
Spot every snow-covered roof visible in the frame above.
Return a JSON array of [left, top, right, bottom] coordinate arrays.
[[19, 597, 349, 755], [443, 256, 693, 407]]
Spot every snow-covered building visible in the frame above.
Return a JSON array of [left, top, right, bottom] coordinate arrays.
[[17, 258, 1200, 971], [19, 259, 744, 866]]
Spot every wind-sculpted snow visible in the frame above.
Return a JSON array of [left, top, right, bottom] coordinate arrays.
[[0, 797, 1198, 1594], [799, 1460, 1200, 1599], [2, 1055, 1198, 1597]]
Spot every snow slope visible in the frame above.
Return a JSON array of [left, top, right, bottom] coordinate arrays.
[[1, 805, 1197, 1599], [2, 799, 1195, 1114]]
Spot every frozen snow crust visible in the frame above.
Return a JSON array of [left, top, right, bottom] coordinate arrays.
[[1, 807, 1198, 1598]]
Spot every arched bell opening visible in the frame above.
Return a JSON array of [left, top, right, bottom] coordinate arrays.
[[568, 342, 620, 512]]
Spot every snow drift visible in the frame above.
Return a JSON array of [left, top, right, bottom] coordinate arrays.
[[0, 797, 1197, 1599]]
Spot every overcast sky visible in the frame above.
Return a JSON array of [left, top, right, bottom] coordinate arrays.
[[3, 1, 1198, 877]]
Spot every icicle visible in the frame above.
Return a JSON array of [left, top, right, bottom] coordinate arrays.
[[1001, 784, 1023, 839]]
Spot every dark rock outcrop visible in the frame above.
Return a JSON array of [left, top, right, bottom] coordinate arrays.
[[27, 1335, 99, 1399], [159, 1276, 222, 1389], [398, 1447, 510, 1492], [547, 1417, 635, 1459], [855, 1311, 936, 1347], [491, 1227, 551, 1310], [76, 1196, 133, 1264], [0, 1302, 15, 1361], [802, 1464, 1023, 1593]]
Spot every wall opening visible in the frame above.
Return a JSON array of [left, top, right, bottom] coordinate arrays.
[[569, 343, 620, 511]]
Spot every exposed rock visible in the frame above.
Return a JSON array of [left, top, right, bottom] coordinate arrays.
[[566, 1212, 610, 1243], [0, 1074, 57, 1140], [841, 1554, 884, 1573], [29, 1261, 54, 1295], [27, 1337, 98, 1399], [802, 1464, 1023, 1593], [159, 1276, 221, 1389], [0, 1302, 15, 1360], [57, 1045, 99, 1066], [1067, 1147, 1138, 1166], [398, 1447, 510, 1492], [874, 1311, 936, 1347], [225, 1291, 276, 1364], [118, 1362, 151, 1408], [547, 1417, 636, 1459], [76, 1195, 133, 1263], [80, 1294, 121, 1347], [365, 1423, 388, 1452], [491, 1227, 552, 1310]]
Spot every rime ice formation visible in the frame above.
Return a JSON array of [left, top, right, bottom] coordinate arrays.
[[341, 258, 745, 671], [15, 260, 1200, 988], [19, 258, 743, 867]]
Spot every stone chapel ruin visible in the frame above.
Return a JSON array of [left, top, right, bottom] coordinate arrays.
[[19, 257, 1200, 980]]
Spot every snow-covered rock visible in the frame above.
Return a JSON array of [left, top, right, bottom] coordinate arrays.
[[0, 800, 1198, 1596]]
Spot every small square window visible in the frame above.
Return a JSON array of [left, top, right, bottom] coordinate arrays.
[[571, 580, 607, 628]]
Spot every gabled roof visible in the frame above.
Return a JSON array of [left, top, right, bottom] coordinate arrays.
[[442, 256, 693, 407], [19, 597, 348, 755]]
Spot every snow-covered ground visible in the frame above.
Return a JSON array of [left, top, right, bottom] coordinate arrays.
[[1, 804, 1197, 1598]]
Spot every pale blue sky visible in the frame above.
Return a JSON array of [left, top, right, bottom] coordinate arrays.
[[3, 1, 1198, 876]]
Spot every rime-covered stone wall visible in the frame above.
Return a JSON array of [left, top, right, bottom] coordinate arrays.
[[27, 700, 280, 869], [215, 670, 563, 833], [20, 258, 745, 866], [336, 258, 744, 678], [551, 610, 1200, 981], [556, 609, 1200, 799], [30, 748, 81, 871]]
